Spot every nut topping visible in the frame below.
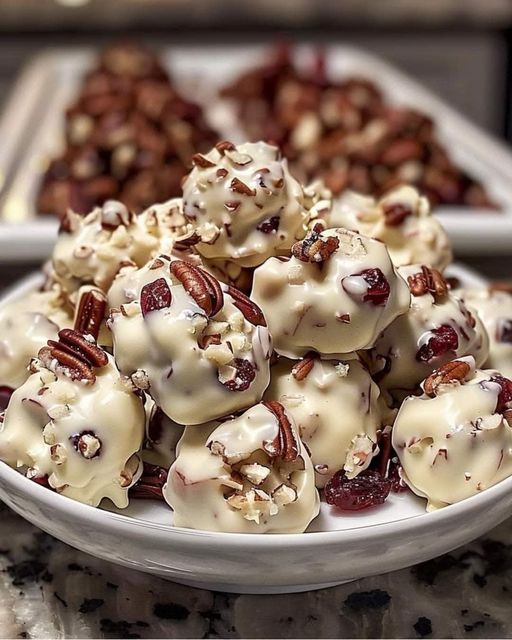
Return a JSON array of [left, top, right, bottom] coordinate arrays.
[[170, 260, 224, 317], [140, 278, 172, 318], [262, 400, 299, 462], [191, 153, 216, 168], [407, 266, 448, 300], [57, 329, 108, 367], [382, 202, 412, 226], [423, 359, 472, 397], [226, 286, 267, 327], [215, 140, 236, 154], [291, 225, 339, 263], [74, 288, 107, 339], [129, 462, 168, 500], [230, 177, 256, 196], [291, 352, 317, 381]]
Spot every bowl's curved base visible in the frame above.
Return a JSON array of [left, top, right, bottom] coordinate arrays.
[[165, 577, 353, 594]]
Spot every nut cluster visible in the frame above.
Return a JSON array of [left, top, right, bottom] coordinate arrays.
[[407, 266, 448, 301]]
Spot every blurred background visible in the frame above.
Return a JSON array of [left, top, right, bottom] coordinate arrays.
[[0, 0, 511, 284]]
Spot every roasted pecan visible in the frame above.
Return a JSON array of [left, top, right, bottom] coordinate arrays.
[[291, 352, 317, 381], [129, 462, 168, 500], [70, 430, 102, 459], [57, 328, 108, 367], [407, 266, 448, 301], [215, 140, 236, 155], [226, 286, 267, 326], [198, 333, 222, 349], [230, 177, 256, 196], [191, 153, 215, 168], [423, 359, 471, 397], [262, 400, 299, 462], [490, 281, 512, 295], [221, 358, 256, 392], [170, 260, 223, 316], [74, 288, 107, 340], [140, 278, 172, 317], [173, 230, 201, 251], [291, 225, 339, 263], [39, 345, 96, 384], [382, 202, 412, 226]]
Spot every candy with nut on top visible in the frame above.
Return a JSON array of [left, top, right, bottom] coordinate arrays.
[[265, 355, 381, 487], [393, 356, 512, 511], [164, 401, 319, 533], [108, 255, 272, 425], [367, 264, 489, 404], [251, 225, 410, 358]]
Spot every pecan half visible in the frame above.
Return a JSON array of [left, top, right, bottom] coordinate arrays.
[[262, 401, 299, 462], [198, 333, 222, 349], [423, 359, 471, 397], [129, 462, 168, 500], [170, 260, 223, 316], [291, 352, 317, 381], [407, 266, 448, 301], [57, 328, 108, 367], [74, 288, 107, 340], [140, 278, 172, 317], [382, 202, 412, 226], [291, 225, 339, 263], [226, 286, 266, 327]]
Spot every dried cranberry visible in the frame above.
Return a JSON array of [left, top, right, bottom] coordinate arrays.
[[129, 462, 168, 500], [324, 469, 391, 511], [490, 375, 512, 413], [416, 325, 459, 363], [0, 386, 13, 412], [256, 215, 280, 234], [222, 358, 256, 392], [359, 269, 390, 306], [140, 278, 172, 317]]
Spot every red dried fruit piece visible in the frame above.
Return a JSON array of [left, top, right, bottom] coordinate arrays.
[[129, 462, 168, 501], [416, 324, 459, 363], [490, 375, 512, 413], [359, 268, 390, 306], [222, 358, 256, 392], [324, 469, 391, 511], [140, 278, 172, 318], [0, 386, 13, 412], [256, 216, 280, 234]]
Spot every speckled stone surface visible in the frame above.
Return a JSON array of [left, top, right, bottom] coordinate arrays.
[[1, 503, 512, 639]]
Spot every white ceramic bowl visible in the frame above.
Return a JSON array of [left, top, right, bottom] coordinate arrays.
[[2, 265, 510, 594]]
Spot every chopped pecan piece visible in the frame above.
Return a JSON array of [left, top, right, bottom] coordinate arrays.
[[262, 401, 299, 462], [226, 286, 267, 327], [215, 140, 236, 154], [230, 177, 256, 196], [198, 333, 222, 349], [291, 225, 339, 263], [382, 202, 413, 226], [423, 359, 471, 397], [291, 352, 317, 381], [407, 266, 448, 301], [192, 153, 216, 168], [170, 260, 224, 317], [74, 288, 107, 339], [140, 278, 172, 317]]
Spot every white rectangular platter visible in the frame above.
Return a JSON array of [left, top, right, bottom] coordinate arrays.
[[0, 44, 511, 262]]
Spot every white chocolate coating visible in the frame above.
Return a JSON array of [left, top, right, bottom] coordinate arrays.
[[251, 228, 410, 358], [182, 141, 310, 267], [457, 288, 512, 378], [393, 363, 512, 510], [0, 355, 145, 508], [265, 358, 381, 487], [109, 255, 272, 425], [318, 186, 452, 271], [164, 403, 320, 533], [0, 288, 72, 389], [52, 200, 159, 295], [368, 264, 489, 403]]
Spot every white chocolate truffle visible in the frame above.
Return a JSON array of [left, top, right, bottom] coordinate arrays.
[[0, 287, 72, 389], [318, 186, 452, 271], [0, 337, 145, 508], [109, 255, 272, 425], [265, 356, 381, 487], [368, 265, 489, 403], [251, 226, 410, 358], [52, 200, 159, 295], [182, 141, 310, 267], [457, 287, 512, 378], [164, 402, 320, 533], [393, 357, 512, 510]]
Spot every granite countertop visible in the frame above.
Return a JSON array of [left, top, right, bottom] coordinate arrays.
[[1, 501, 511, 639]]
